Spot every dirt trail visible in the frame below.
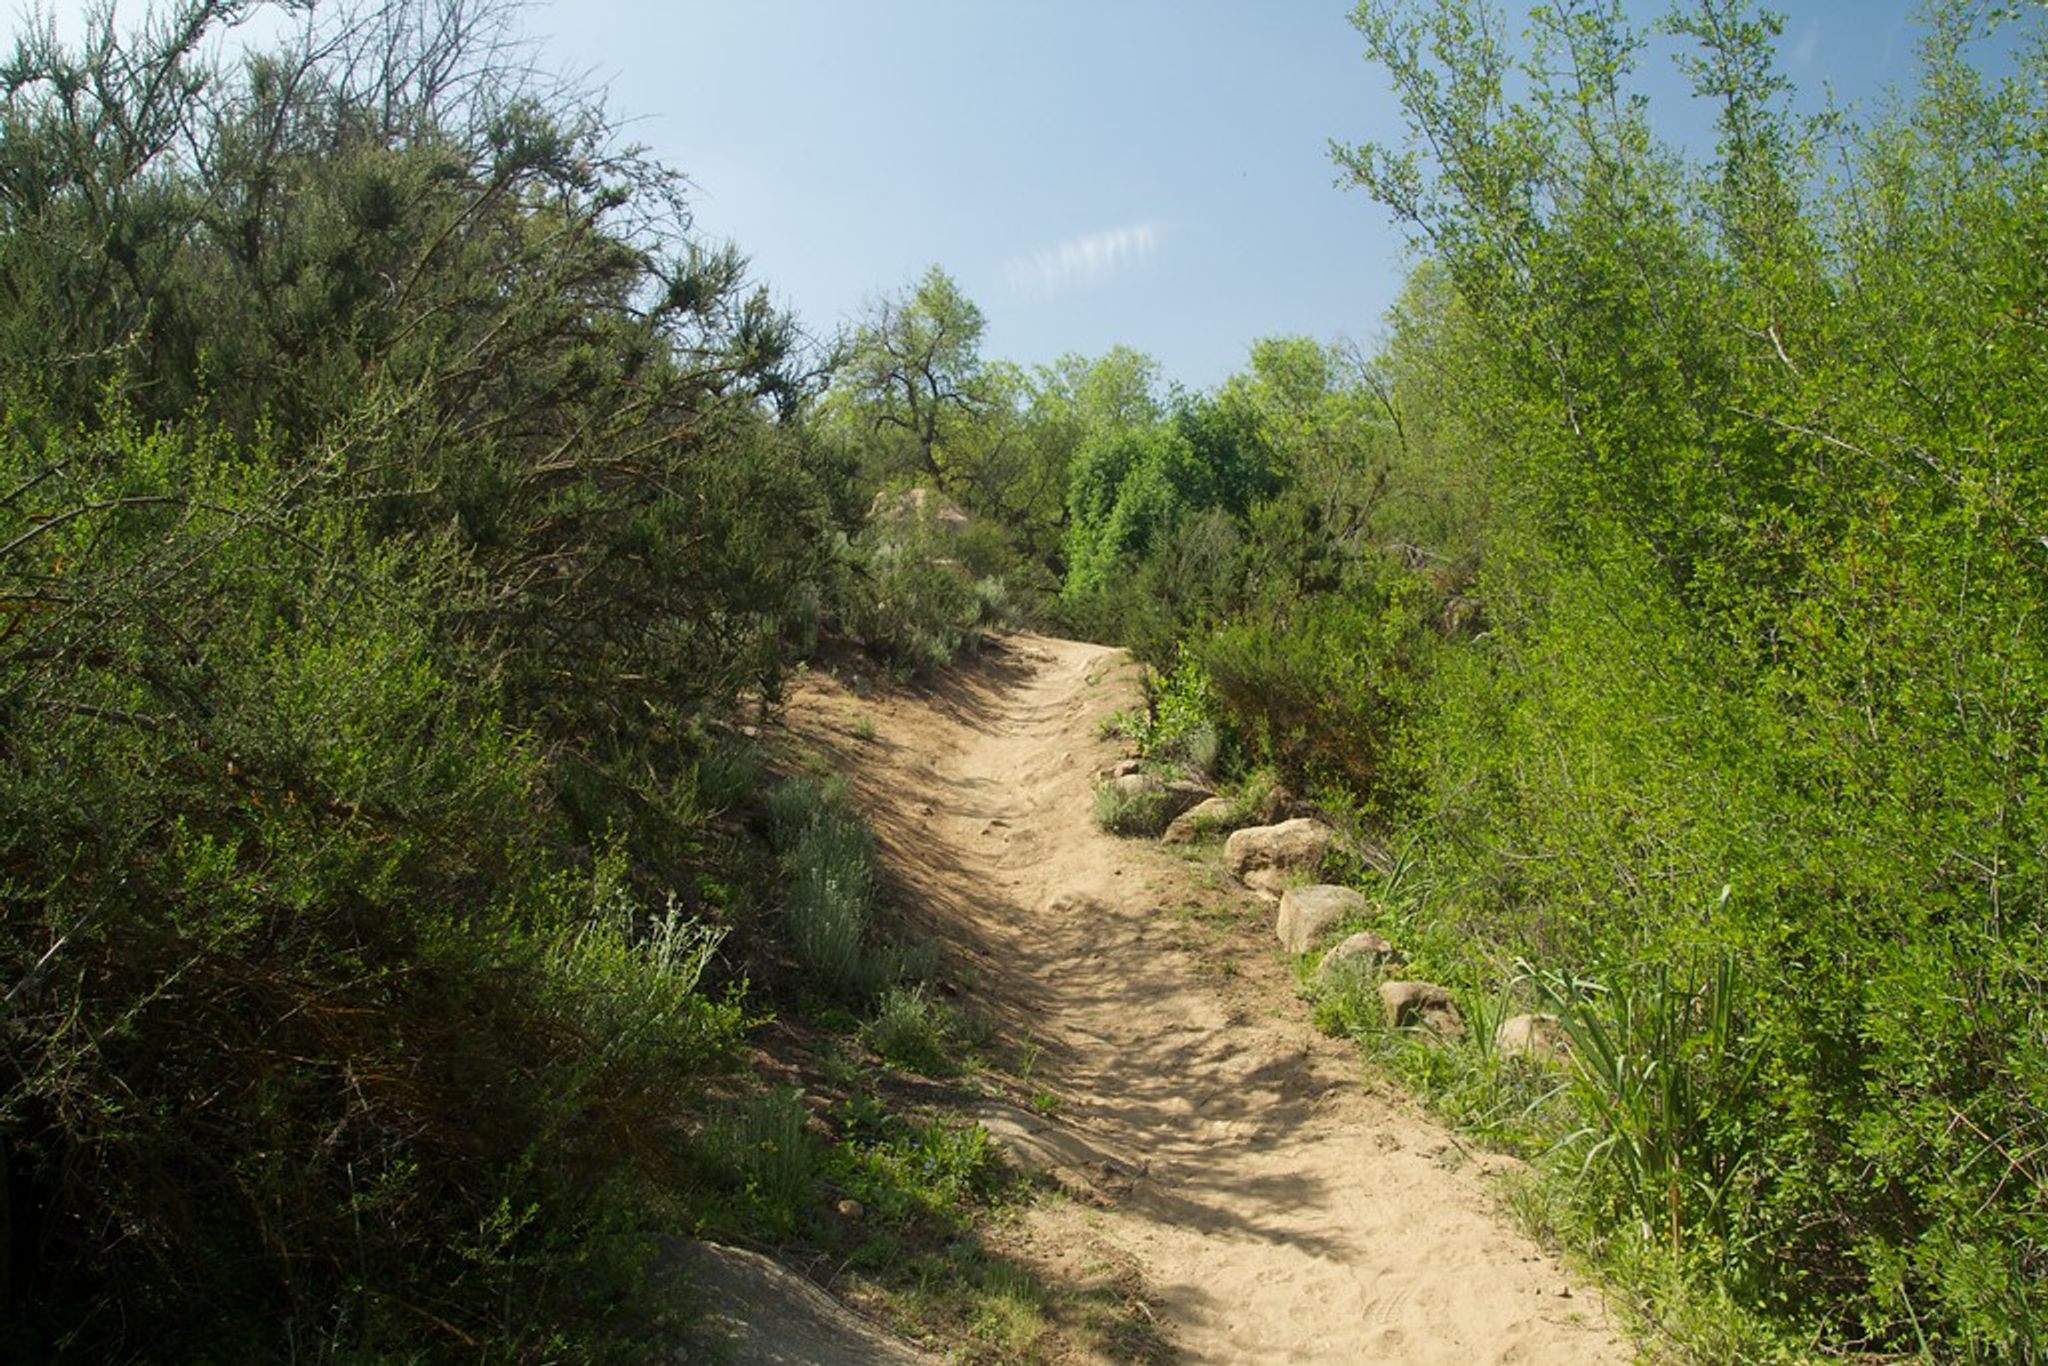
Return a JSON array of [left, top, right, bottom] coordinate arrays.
[[788, 634, 1632, 1364]]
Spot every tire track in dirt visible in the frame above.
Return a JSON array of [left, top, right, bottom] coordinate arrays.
[[789, 633, 1633, 1364]]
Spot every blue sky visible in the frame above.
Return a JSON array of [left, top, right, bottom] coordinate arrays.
[[20, 1, 1937, 387], [523, 0, 1923, 387]]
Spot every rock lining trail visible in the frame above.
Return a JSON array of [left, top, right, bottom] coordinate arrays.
[[788, 633, 1632, 1364]]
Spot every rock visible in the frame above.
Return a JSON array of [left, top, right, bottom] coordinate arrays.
[[1224, 818, 1335, 901], [866, 485, 969, 534], [667, 1239, 937, 1363], [1276, 884, 1365, 954], [1495, 1013, 1568, 1063], [971, 1101, 1143, 1205], [1380, 980, 1465, 1038], [1162, 796, 1241, 844], [1315, 930, 1403, 984], [1109, 772, 1160, 802]]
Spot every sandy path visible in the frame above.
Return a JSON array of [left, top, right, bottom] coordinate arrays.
[[789, 633, 1633, 1364]]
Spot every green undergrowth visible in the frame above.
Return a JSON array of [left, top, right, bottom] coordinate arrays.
[[0, 4, 1053, 1354]]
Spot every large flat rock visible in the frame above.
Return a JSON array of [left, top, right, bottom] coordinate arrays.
[[668, 1239, 935, 1364]]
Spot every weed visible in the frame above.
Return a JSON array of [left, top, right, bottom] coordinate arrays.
[[765, 777, 932, 1000], [968, 1259, 1052, 1352], [694, 737, 765, 816], [784, 817, 877, 992], [819, 1043, 864, 1091], [1097, 707, 1141, 740], [972, 575, 1020, 629], [832, 1105, 1005, 1225]]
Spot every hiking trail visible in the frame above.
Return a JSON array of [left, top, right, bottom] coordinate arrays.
[[785, 633, 1632, 1364]]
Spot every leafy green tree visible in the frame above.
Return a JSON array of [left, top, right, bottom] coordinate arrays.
[[839, 264, 996, 491], [1060, 390, 1276, 607], [1330, 0, 2048, 1351]]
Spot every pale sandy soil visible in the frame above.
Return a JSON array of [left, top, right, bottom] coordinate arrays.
[[785, 633, 1636, 1365]]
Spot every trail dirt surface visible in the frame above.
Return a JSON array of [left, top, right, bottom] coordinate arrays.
[[789, 634, 1632, 1364]]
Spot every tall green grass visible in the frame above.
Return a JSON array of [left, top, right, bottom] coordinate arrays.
[[1529, 948, 1765, 1270]]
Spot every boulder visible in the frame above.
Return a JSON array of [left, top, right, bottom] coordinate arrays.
[[1162, 796, 1241, 844], [1315, 930, 1403, 985], [1495, 1013, 1568, 1064], [669, 1239, 937, 1364], [1224, 818, 1335, 901], [1379, 980, 1464, 1038], [1276, 884, 1365, 954]]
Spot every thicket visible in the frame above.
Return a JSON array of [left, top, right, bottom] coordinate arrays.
[[1064, 0, 2048, 1356], [0, 1, 991, 1357]]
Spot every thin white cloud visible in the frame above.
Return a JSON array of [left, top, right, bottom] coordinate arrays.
[[1880, 16, 1905, 72], [1792, 18, 1821, 69], [1005, 222, 1164, 298]]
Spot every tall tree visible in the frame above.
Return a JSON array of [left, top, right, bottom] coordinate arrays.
[[842, 264, 992, 489]]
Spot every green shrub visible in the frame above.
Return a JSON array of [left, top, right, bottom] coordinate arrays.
[[1531, 952, 1765, 1269], [766, 778, 876, 991], [1327, 2, 2048, 1351], [1136, 648, 1236, 778], [0, 420, 755, 1359], [0, 2, 835, 1351], [972, 575, 1021, 630], [864, 986, 961, 1076], [831, 1099, 1004, 1229], [835, 499, 986, 673], [1197, 571, 1432, 801], [763, 777, 931, 1001], [1308, 960, 1384, 1039]]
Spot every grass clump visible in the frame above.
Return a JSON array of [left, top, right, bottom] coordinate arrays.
[[764, 776, 929, 1001], [1091, 776, 1178, 837], [864, 985, 962, 1075], [698, 1088, 822, 1239]]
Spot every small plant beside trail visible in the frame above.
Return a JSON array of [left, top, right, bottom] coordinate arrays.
[[1091, 776, 1179, 837], [764, 776, 931, 999], [864, 985, 964, 1076], [1530, 954, 1765, 1273]]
